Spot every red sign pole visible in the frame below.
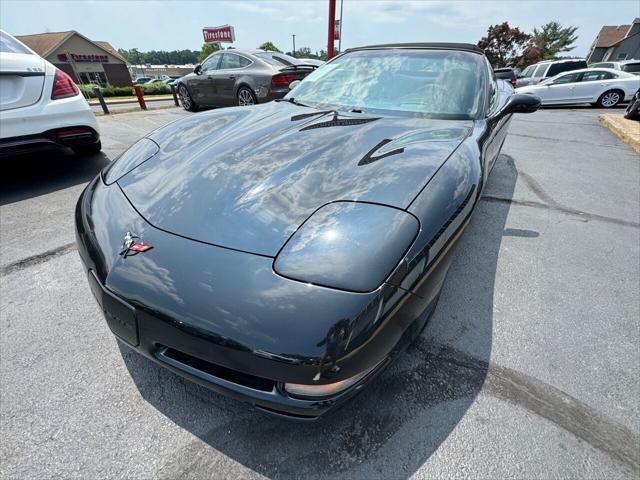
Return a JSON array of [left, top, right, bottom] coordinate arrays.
[[327, 0, 336, 60]]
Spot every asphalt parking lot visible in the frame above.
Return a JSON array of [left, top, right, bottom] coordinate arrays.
[[1, 105, 638, 479]]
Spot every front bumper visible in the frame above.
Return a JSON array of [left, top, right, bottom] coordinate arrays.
[[86, 265, 390, 419], [75, 177, 434, 419]]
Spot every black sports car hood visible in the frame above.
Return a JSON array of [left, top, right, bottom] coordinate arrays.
[[118, 102, 472, 256]]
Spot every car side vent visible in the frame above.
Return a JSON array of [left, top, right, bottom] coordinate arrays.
[[426, 185, 476, 253], [358, 139, 405, 166], [299, 117, 380, 131]]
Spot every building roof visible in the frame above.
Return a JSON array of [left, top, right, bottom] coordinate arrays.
[[94, 41, 127, 63], [15, 31, 74, 57], [15, 30, 127, 63], [592, 19, 639, 48]]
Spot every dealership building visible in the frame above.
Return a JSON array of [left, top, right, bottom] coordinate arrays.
[[16, 30, 132, 87]]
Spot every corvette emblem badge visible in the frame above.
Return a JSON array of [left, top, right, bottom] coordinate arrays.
[[120, 231, 153, 257]]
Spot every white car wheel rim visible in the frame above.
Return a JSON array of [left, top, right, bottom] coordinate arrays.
[[239, 90, 254, 105], [602, 93, 619, 107]]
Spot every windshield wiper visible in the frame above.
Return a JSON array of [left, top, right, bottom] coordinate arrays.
[[275, 97, 311, 108]]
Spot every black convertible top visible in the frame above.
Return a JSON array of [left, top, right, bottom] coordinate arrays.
[[347, 43, 484, 55]]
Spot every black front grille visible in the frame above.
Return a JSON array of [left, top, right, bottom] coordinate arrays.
[[158, 346, 276, 392]]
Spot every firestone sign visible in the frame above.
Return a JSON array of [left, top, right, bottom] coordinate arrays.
[[203, 25, 235, 44], [57, 53, 108, 63]]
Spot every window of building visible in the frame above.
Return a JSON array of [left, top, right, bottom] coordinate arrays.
[[78, 71, 108, 87]]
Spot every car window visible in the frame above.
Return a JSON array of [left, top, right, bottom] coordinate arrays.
[[533, 64, 548, 77], [550, 72, 581, 84], [220, 53, 251, 69], [621, 62, 640, 73], [288, 49, 485, 119], [202, 54, 221, 72], [546, 61, 586, 77], [519, 65, 535, 78], [591, 62, 614, 69], [0, 31, 32, 54], [581, 71, 614, 82]]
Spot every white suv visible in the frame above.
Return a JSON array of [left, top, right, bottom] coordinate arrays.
[[0, 30, 100, 156]]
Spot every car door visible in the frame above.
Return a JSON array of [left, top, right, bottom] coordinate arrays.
[[215, 53, 253, 105], [571, 70, 614, 102], [542, 72, 582, 103], [190, 54, 221, 106]]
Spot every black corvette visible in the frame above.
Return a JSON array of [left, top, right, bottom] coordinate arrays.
[[75, 43, 540, 419]]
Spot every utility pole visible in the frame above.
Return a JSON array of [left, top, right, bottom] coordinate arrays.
[[327, 0, 336, 60], [292, 34, 296, 57]]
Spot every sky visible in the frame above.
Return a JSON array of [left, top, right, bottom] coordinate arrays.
[[1, 0, 638, 57]]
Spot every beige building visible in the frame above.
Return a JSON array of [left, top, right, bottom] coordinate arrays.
[[16, 30, 132, 87]]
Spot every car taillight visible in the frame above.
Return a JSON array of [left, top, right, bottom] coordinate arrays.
[[271, 73, 296, 87], [510, 76, 517, 86], [51, 68, 79, 100]]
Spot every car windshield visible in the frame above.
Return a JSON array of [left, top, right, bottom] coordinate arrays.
[[0, 31, 32, 54], [286, 49, 485, 119]]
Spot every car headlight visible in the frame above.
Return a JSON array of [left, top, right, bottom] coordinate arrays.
[[284, 363, 379, 398], [273, 201, 419, 292], [102, 138, 159, 185]]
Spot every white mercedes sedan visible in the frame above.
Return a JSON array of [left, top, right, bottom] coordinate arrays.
[[516, 68, 640, 108], [0, 30, 100, 156]]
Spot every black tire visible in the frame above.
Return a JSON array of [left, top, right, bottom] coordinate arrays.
[[73, 140, 101, 155], [624, 99, 640, 121], [237, 86, 257, 106], [178, 84, 198, 112], [596, 90, 624, 108]]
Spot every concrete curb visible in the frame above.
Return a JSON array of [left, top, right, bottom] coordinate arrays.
[[93, 104, 181, 116], [599, 114, 640, 154]]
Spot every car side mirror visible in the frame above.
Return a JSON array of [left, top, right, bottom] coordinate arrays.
[[289, 80, 301, 90], [498, 93, 541, 117], [194, 64, 202, 75]]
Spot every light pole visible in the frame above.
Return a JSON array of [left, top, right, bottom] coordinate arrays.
[[327, 0, 336, 59], [292, 34, 296, 57]]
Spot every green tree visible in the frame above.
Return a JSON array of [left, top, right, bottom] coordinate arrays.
[[533, 21, 578, 60], [477, 22, 540, 67], [258, 41, 281, 52], [198, 43, 221, 63], [295, 47, 312, 58]]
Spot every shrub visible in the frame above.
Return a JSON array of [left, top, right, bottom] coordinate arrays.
[[139, 83, 171, 95], [78, 83, 100, 99]]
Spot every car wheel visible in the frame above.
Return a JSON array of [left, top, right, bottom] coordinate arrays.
[[624, 98, 640, 121], [73, 140, 102, 155], [178, 84, 198, 112], [597, 90, 623, 108], [237, 87, 257, 106]]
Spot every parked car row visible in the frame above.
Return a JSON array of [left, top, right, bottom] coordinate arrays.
[[516, 68, 639, 107], [493, 57, 640, 110]]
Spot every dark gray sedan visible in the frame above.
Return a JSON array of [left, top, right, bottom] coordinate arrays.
[[176, 49, 315, 111]]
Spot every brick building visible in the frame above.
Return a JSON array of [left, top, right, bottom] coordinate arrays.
[[16, 30, 132, 87]]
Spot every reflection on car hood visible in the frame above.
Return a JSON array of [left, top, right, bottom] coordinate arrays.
[[118, 102, 472, 256]]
